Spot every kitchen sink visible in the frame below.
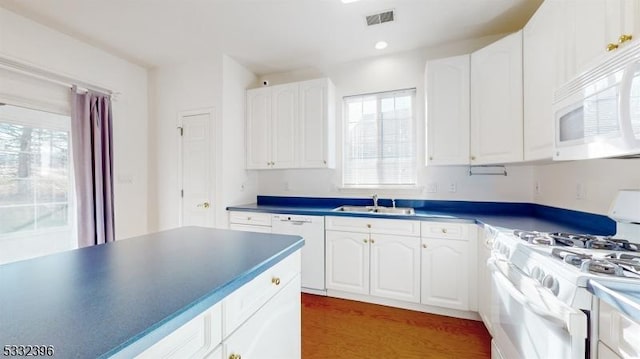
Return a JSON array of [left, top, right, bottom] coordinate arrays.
[[332, 205, 415, 215]]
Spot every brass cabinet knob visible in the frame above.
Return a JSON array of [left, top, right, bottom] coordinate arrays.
[[272, 277, 281, 286], [197, 202, 210, 208], [323, 160, 327, 164], [370, 239, 375, 244], [429, 156, 433, 160], [607, 43, 619, 51], [470, 155, 476, 160], [229, 354, 242, 359], [422, 243, 428, 249], [441, 228, 447, 233], [247, 216, 252, 220], [619, 34, 633, 43], [271, 161, 275, 166], [363, 239, 368, 243], [366, 224, 371, 228]]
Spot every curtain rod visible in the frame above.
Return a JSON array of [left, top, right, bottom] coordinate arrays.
[[0, 55, 118, 97]]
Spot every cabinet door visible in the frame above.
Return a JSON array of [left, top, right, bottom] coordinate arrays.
[[523, 0, 560, 160], [271, 83, 298, 169], [425, 54, 470, 165], [470, 31, 523, 164], [477, 229, 493, 334], [299, 78, 332, 168], [246, 87, 271, 169], [224, 276, 301, 359], [325, 230, 369, 295], [369, 234, 420, 303], [421, 237, 470, 310]]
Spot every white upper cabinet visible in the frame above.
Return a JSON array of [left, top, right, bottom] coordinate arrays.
[[246, 87, 271, 169], [425, 54, 471, 165], [271, 83, 298, 169], [246, 78, 335, 170], [470, 31, 524, 165], [523, 0, 563, 161], [564, 0, 640, 80], [298, 78, 335, 168]]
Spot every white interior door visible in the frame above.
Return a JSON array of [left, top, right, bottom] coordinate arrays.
[[179, 110, 215, 227]]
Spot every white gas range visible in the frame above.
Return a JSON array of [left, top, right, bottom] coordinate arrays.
[[488, 190, 640, 359]]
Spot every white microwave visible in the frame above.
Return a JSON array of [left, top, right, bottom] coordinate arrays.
[[553, 42, 640, 160]]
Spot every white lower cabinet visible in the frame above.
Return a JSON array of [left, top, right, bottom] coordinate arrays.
[[136, 250, 301, 359], [228, 211, 272, 233], [598, 299, 640, 359], [224, 276, 301, 359], [325, 217, 421, 304], [325, 230, 370, 295], [370, 234, 420, 303], [421, 222, 477, 311], [136, 303, 223, 359]]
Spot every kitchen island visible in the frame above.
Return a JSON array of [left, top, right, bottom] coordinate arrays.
[[0, 226, 304, 358]]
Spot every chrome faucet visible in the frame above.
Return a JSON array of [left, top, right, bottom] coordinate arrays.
[[372, 193, 379, 208], [391, 199, 396, 208]]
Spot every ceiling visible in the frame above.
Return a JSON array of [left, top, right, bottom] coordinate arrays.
[[0, 0, 542, 75]]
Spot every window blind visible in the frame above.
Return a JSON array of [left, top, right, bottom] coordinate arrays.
[[343, 88, 417, 186]]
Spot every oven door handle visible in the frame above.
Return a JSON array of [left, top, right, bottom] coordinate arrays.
[[488, 258, 587, 338]]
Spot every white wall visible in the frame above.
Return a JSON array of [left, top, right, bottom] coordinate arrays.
[[148, 55, 259, 231], [148, 59, 223, 231], [0, 7, 149, 240], [220, 55, 259, 228], [533, 159, 640, 215], [255, 35, 535, 204]]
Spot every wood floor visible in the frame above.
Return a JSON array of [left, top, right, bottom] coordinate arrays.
[[302, 294, 491, 359]]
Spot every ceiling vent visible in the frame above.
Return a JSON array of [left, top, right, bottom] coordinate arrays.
[[365, 10, 395, 26]]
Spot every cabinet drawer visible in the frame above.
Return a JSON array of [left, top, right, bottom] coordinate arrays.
[[223, 250, 301, 337], [136, 302, 222, 359], [325, 216, 420, 236], [421, 222, 468, 240], [228, 211, 272, 227], [599, 300, 640, 358]]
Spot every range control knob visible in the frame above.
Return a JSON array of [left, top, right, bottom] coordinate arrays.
[[542, 275, 560, 296], [531, 267, 545, 283]]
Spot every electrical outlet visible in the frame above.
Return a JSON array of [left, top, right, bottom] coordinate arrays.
[[448, 183, 457, 193], [426, 183, 438, 193]]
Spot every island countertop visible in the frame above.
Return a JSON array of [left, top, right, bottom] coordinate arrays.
[[0, 226, 304, 358]]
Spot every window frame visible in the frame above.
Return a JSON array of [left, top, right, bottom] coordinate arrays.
[[0, 104, 76, 240], [341, 88, 418, 189]]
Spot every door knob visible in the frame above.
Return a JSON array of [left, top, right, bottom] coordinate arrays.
[[197, 202, 210, 208]]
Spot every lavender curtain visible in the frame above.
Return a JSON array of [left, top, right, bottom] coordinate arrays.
[[70, 87, 115, 247]]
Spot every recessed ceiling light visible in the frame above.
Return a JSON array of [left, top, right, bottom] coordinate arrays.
[[375, 41, 388, 50]]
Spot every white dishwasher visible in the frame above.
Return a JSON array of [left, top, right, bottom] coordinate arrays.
[[272, 214, 326, 295]]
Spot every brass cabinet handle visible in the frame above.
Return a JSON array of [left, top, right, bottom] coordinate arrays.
[[619, 34, 633, 43], [197, 202, 210, 208], [607, 43, 619, 51], [229, 354, 242, 359], [272, 277, 281, 286]]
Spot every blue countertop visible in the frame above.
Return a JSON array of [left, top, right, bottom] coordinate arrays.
[[0, 226, 304, 358], [227, 196, 616, 235]]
